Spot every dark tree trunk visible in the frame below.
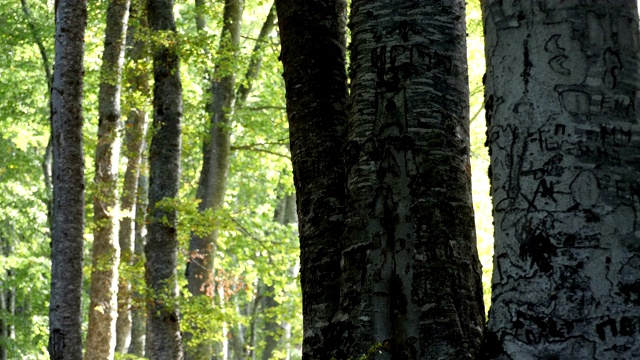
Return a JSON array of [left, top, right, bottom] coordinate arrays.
[[275, 1, 349, 358], [483, 1, 640, 358], [48, 0, 87, 359], [0, 236, 15, 360], [115, 1, 150, 352], [145, 0, 184, 357], [86, 0, 130, 357]]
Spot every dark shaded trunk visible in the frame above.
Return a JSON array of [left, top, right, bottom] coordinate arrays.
[[145, 0, 184, 357], [482, 1, 640, 358], [275, 1, 348, 358], [48, 0, 87, 359], [86, 0, 130, 358], [115, 1, 150, 352]]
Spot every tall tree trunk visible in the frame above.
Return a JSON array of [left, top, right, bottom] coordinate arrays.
[[275, 1, 348, 358], [48, 0, 87, 359], [86, 0, 130, 358], [115, 1, 150, 352], [185, 1, 243, 358], [335, 1, 485, 358], [129, 159, 149, 357], [145, 0, 184, 357], [186, 0, 243, 300], [483, 1, 640, 358]]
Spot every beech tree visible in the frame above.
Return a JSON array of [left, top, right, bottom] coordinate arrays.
[[145, 0, 184, 357], [85, 0, 130, 358], [483, 1, 640, 358], [48, 0, 87, 359], [277, 0, 485, 358], [276, 0, 348, 358], [115, 0, 149, 352]]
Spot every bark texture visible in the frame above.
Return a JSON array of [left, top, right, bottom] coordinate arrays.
[[337, 1, 485, 358], [145, 0, 184, 357], [115, 2, 149, 352], [275, 1, 349, 358], [48, 1, 87, 359], [86, 0, 130, 358], [483, 1, 640, 359]]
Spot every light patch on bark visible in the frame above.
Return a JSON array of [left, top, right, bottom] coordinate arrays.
[[484, 1, 640, 358]]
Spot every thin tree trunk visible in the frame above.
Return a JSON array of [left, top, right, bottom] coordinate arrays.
[[86, 0, 130, 358], [21, 0, 55, 225], [483, 1, 640, 358], [0, 236, 13, 360], [275, 1, 349, 358], [115, 1, 149, 352], [235, 2, 276, 108], [145, 0, 184, 357], [129, 159, 149, 357], [260, 194, 295, 360], [48, 0, 87, 359]]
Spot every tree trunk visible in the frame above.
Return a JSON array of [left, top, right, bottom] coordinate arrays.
[[145, 0, 184, 357], [115, 1, 149, 352], [184, 1, 243, 358], [483, 1, 640, 358], [21, 0, 54, 226], [334, 1, 485, 358], [186, 0, 243, 300], [0, 236, 14, 360], [275, 1, 349, 358], [86, 0, 130, 358], [48, 0, 87, 359], [129, 160, 149, 357], [260, 194, 296, 360]]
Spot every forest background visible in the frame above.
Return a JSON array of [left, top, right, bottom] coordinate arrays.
[[0, 0, 490, 358]]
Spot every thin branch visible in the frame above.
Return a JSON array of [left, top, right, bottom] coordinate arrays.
[[470, 104, 483, 125], [231, 147, 290, 159], [242, 105, 286, 111], [20, 0, 52, 90]]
